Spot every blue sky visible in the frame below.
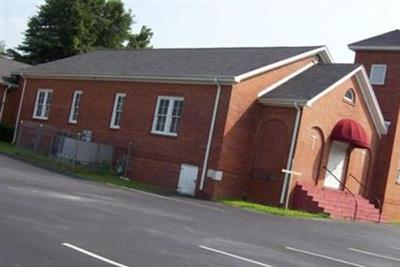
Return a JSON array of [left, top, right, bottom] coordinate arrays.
[[1, 0, 399, 62]]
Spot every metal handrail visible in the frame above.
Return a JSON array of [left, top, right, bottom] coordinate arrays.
[[349, 173, 383, 223], [323, 166, 358, 221]]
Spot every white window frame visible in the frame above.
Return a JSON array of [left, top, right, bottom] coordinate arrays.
[[369, 64, 387, 85], [151, 96, 184, 137], [32, 89, 53, 120], [344, 89, 355, 104], [68, 90, 83, 124], [110, 93, 126, 129]]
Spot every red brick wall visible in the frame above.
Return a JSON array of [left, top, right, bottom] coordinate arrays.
[[207, 56, 318, 199], [354, 51, 400, 220], [19, 78, 231, 190], [291, 77, 380, 204]]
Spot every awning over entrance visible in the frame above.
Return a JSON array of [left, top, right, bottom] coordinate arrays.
[[331, 119, 370, 149]]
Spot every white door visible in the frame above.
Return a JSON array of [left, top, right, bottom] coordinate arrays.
[[324, 141, 348, 189], [177, 164, 198, 196]]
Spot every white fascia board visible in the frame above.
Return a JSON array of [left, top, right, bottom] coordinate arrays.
[[21, 73, 236, 85], [349, 45, 400, 51], [258, 98, 308, 107], [257, 61, 316, 98], [355, 67, 387, 136], [234, 46, 334, 83]]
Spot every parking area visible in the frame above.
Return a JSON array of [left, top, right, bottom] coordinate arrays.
[[1, 154, 400, 267]]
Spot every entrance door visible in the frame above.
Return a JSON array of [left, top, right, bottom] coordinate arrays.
[[177, 164, 198, 196], [324, 141, 348, 189]]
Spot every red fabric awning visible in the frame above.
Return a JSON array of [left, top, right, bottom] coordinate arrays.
[[331, 119, 370, 149]]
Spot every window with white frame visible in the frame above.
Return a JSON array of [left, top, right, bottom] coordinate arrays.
[[33, 89, 53, 120], [110, 93, 126, 129], [68, 90, 83, 124], [369, 64, 387, 85], [344, 89, 355, 104], [152, 96, 184, 136]]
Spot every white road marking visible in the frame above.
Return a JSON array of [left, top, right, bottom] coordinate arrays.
[[285, 246, 365, 267], [199, 245, 274, 267], [348, 248, 400, 262], [62, 243, 129, 267]]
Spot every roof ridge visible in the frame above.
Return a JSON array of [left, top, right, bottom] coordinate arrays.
[[94, 46, 324, 52]]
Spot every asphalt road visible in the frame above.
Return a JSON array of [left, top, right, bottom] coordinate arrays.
[[1, 155, 400, 267]]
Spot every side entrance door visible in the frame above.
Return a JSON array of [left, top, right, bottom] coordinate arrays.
[[324, 141, 348, 189], [177, 164, 198, 196]]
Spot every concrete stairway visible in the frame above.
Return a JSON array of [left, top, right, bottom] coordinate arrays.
[[292, 181, 385, 223]]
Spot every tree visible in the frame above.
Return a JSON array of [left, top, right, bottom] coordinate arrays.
[[10, 0, 153, 64]]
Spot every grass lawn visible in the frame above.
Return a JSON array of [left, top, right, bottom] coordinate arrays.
[[0, 141, 167, 194], [219, 199, 329, 219]]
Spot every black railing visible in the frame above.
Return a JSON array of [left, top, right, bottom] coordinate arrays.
[[349, 173, 383, 223], [323, 166, 358, 221]]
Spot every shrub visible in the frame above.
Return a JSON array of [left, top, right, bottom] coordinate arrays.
[[0, 123, 14, 142]]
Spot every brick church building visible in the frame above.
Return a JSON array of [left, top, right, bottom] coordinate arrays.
[[3, 30, 400, 222]]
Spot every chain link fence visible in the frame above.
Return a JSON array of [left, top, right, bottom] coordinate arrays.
[[16, 121, 132, 175]]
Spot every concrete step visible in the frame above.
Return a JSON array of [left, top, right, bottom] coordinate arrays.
[[293, 181, 384, 223]]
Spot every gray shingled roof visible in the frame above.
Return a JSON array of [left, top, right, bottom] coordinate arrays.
[[259, 64, 360, 104], [349, 30, 400, 50], [19, 47, 322, 80], [0, 57, 30, 86]]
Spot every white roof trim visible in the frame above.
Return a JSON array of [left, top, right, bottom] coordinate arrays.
[[234, 46, 334, 83], [21, 73, 236, 85], [258, 98, 308, 107], [349, 45, 400, 51], [354, 66, 387, 136], [257, 61, 316, 98]]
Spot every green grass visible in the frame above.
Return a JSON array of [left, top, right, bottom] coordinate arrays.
[[0, 141, 168, 194], [392, 221, 400, 227], [219, 199, 330, 219]]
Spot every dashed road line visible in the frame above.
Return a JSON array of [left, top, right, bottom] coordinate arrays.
[[285, 246, 365, 267], [348, 247, 400, 262], [199, 245, 274, 267], [62, 243, 129, 267]]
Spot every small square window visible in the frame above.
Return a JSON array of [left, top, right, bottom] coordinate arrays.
[[370, 64, 387, 85]]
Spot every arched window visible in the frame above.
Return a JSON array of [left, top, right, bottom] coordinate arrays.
[[344, 89, 355, 103]]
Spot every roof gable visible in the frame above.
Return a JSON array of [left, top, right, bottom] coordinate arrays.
[[349, 30, 400, 51], [0, 57, 30, 86], [18, 46, 332, 84], [258, 64, 387, 136]]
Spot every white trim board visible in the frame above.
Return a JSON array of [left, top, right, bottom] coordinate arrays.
[[257, 61, 316, 98], [235, 46, 333, 83], [349, 45, 400, 51]]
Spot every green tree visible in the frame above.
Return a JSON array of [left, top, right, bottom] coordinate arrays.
[[10, 0, 152, 64]]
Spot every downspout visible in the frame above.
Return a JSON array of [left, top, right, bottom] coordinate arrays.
[[12, 75, 27, 144], [0, 84, 12, 123], [199, 77, 221, 191], [280, 102, 302, 208]]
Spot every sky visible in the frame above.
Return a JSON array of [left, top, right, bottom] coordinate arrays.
[[0, 0, 399, 63]]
